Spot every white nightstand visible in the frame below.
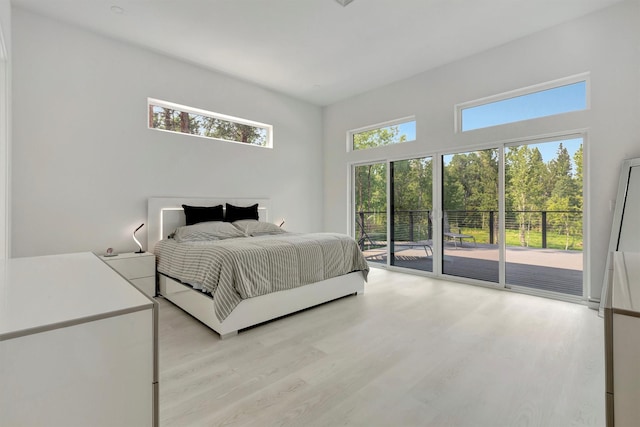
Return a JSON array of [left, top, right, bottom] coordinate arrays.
[[100, 252, 156, 297]]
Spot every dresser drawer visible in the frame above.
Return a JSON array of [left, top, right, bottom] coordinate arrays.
[[103, 253, 155, 280]]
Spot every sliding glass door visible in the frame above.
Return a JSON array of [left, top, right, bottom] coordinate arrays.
[[352, 135, 584, 299], [441, 149, 499, 282], [390, 157, 433, 272], [505, 137, 583, 296]]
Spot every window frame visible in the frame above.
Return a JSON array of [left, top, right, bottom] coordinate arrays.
[[148, 98, 273, 148], [454, 73, 590, 133], [347, 116, 416, 152]]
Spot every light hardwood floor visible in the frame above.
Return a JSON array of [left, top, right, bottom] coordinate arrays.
[[158, 268, 605, 427]]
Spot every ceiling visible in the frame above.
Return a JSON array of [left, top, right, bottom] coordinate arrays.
[[13, 0, 622, 106]]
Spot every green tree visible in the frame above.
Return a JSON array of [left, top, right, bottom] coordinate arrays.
[[352, 128, 399, 244], [475, 149, 499, 234], [442, 149, 498, 242], [203, 118, 265, 145], [354, 126, 403, 217], [151, 106, 266, 145], [442, 156, 465, 212], [446, 153, 476, 210], [573, 144, 583, 210], [393, 157, 433, 241], [506, 146, 546, 246], [547, 143, 580, 250], [393, 157, 432, 211], [354, 162, 386, 245], [353, 126, 406, 150]]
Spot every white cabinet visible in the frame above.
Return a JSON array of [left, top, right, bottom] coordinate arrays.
[[100, 252, 156, 297], [605, 252, 640, 427], [0, 253, 158, 427]]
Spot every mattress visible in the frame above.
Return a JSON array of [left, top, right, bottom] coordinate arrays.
[[155, 232, 369, 321]]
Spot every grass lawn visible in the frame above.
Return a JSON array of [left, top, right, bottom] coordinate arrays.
[[363, 225, 583, 251], [460, 228, 582, 251]]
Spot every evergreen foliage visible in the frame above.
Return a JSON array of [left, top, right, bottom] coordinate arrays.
[[150, 105, 267, 146], [355, 128, 583, 250]]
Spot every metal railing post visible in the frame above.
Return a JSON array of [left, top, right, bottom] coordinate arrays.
[[356, 209, 581, 251], [409, 211, 414, 242], [541, 211, 547, 249], [489, 211, 494, 244], [358, 211, 365, 250]]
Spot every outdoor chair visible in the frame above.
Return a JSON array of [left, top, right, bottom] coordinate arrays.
[[393, 240, 433, 257], [443, 212, 476, 248], [356, 217, 377, 250]]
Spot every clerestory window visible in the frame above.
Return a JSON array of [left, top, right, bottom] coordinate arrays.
[[456, 74, 588, 132], [148, 98, 272, 148], [350, 117, 416, 151]]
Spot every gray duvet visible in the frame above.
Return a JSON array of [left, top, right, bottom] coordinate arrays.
[[155, 232, 369, 321]]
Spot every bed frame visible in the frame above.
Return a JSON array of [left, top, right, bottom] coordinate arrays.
[[148, 197, 365, 339]]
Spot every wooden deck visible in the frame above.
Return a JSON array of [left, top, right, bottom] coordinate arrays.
[[363, 242, 583, 296]]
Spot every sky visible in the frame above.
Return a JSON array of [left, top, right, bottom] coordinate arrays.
[[525, 138, 582, 164], [374, 80, 585, 169], [397, 121, 416, 141], [394, 80, 584, 168], [461, 81, 586, 132], [397, 125, 581, 169]]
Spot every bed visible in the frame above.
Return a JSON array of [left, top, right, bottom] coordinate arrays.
[[148, 197, 368, 339]]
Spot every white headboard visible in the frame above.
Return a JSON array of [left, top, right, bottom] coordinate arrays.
[[147, 197, 270, 251]]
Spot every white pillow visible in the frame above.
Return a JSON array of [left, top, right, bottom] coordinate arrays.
[[231, 219, 286, 236], [174, 221, 246, 243]]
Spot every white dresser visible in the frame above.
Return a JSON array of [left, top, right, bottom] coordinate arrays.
[[0, 252, 158, 427], [604, 252, 640, 427]]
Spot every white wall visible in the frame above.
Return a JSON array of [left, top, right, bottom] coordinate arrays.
[[11, 7, 324, 257], [0, 0, 8, 56], [0, 0, 10, 260], [323, 0, 640, 301]]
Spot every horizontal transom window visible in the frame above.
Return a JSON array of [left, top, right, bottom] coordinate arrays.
[[457, 74, 589, 132], [148, 98, 272, 148], [350, 117, 416, 151]]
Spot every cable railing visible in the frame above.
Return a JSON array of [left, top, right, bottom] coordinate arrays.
[[356, 209, 583, 251]]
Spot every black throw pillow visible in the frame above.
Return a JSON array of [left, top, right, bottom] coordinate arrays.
[[182, 204, 224, 226], [225, 203, 259, 222]]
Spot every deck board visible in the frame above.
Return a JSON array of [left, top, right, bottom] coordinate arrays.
[[364, 243, 583, 296]]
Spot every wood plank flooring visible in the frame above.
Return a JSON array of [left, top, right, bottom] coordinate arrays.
[[158, 268, 605, 426]]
